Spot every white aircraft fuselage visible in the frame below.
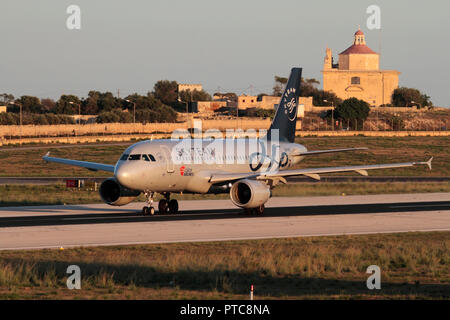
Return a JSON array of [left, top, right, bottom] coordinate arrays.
[[114, 139, 307, 194]]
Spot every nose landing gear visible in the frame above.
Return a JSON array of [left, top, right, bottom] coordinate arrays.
[[243, 204, 265, 215], [142, 191, 155, 215]]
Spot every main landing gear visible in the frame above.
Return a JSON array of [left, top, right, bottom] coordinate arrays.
[[142, 191, 179, 215], [158, 193, 179, 214]]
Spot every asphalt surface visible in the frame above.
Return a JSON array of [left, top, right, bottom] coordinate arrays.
[[0, 193, 449, 250]]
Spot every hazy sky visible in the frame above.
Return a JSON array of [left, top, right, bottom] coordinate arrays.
[[0, 0, 449, 107]]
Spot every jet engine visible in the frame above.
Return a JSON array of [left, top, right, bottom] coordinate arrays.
[[230, 179, 271, 208], [99, 178, 141, 206]]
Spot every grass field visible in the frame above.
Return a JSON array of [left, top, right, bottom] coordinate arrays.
[[0, 232, 448, 299], [0, 136, 448, 177], [0, 182, 449, 207]]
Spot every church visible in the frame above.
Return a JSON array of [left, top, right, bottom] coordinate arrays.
[[321, 28, 400, 106]]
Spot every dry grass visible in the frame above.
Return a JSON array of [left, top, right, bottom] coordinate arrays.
[[0, 232, 448, 299], [0, 136, 448, 177]]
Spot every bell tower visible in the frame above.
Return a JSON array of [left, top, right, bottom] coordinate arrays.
[[354, 26, 366, 45], [323, 47, 332, 70]]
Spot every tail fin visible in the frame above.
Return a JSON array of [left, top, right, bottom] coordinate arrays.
[[267, 67, 302, 143]]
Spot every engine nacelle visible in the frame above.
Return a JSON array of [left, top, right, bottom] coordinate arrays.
[[99, 178, 140, 206], [230, 179, 271, 208]]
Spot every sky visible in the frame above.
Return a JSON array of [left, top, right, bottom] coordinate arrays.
[[0, 0, 449, 107]]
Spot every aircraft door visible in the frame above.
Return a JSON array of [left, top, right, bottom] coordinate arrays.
[[160, 145, 175, 173]]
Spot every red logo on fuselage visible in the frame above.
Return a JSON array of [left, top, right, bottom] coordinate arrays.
[[180, 166, 185, 176]]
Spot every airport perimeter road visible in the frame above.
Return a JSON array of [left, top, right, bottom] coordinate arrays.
[[0, 193, 449, 250]]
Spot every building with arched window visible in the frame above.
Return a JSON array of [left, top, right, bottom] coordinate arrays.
[[321, 28, 400, 106]]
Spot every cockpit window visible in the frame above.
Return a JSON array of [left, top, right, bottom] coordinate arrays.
[[120, 154, 129, 161], [149, 154, 156, 162], [142, 154, 150, 162], [128, 154, 141, 161]]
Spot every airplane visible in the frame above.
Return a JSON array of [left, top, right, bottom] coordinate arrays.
[[43, 67, 432, 216]]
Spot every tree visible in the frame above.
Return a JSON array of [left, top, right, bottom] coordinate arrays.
[[96, 91, 121, 113], [300, 78, 342, 106], [54, 95, 81, 114], [154, 80, 178, 105], [0, 93, 14, 105], [392, 87, 433, 107], [41, 98, 56, 113], [178, 89, 211, 102], [327, 97, 370, 130], [97, 109, 133, 123], [82, 91, 100, 115], [213, 92, 238, 102], [273, 76, 288, 96], [17, 95, 43, 113]]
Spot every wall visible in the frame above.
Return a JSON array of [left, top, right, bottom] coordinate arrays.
[[0, 119, 272, 138]]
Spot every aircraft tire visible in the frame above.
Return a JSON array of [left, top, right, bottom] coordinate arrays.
[[158, 199, 168, 214], [142, 207, 155, 215], [168, 199, 179, 214], [256, 204, 265, 215]]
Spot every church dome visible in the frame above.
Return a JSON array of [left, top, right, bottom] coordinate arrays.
[[340, 27, 377, 55]]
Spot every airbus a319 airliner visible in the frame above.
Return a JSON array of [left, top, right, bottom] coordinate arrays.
[[43, 68, 432, 215]]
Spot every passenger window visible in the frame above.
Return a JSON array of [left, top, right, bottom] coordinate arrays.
[[128, 154, 141, 160], [142, 154, 150, 162], [120, 154, 129, 161], [149, 154, 156, 162]]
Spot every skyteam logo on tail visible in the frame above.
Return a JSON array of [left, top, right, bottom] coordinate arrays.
[[283, 87, 297, 122]]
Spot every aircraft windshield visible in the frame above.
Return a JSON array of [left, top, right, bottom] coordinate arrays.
[[122, 154, 157, 162], [128, 154, 141, 161]]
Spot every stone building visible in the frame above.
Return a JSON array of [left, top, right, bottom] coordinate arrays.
[[178, 84, 203, 93], [237, 94, 312, 113], [321, 28, 400, 106]]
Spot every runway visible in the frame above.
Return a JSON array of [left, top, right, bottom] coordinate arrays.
[[0, 193, 449, 250]]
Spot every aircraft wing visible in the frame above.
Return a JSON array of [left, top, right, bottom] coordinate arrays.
[[43, 152, 115, 172], [209, 158, 432, 183], [293, 147, 368, 156]]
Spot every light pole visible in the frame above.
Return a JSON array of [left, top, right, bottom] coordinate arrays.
[[323, 99, 334, 130], [9, 102, 22, 139], [69, 101, 81, 125], [125, 99, 136, 123], [410, 101, 422, 131], [177, 98, 188, 123]]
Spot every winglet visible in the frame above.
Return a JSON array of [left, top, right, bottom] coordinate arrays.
[[415, 157, 433, 170], [44, 151, 50, 158], [426, 157, 433, 170]]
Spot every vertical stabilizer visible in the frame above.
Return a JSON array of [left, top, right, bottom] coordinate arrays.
[[267, 67, 302, 143]]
